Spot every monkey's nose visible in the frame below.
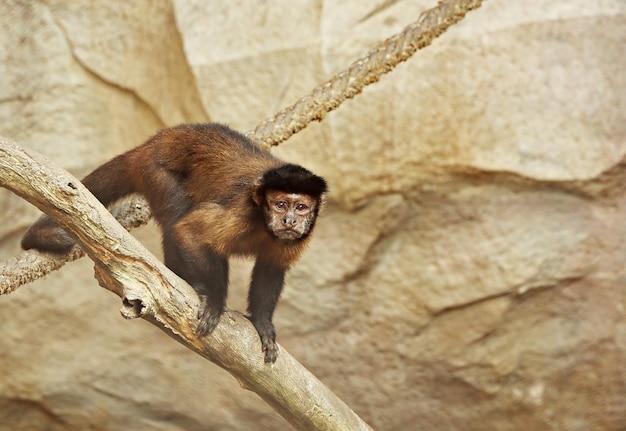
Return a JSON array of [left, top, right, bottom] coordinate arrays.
[[283, 216, 297, 226]]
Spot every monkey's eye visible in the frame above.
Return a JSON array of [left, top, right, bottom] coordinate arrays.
[[275, 201, 287, 211], [295, 203, 309, 213]]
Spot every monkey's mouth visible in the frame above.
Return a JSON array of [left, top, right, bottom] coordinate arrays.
[[274, 229, 302, 240]]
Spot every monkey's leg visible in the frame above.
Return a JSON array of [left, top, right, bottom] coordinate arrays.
[[21, 215, 75, 253], [21, 154, 135, 253], [132, 158, 229, 335], [248, 261, 286, 363], [164, 227, 229, 337]]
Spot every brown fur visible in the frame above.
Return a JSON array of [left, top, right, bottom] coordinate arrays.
[[173, 202, 308, 268], [21, 123, 327, 363]]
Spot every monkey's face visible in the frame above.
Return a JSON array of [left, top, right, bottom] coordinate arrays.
[[263, 190, 318, 240]]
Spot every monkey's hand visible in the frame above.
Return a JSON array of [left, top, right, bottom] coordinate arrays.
[[250, 318, 278, 363], [261, 334, 278, 364], [196, 296, 222, 337]]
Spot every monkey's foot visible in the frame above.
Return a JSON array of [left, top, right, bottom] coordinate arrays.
[[196, 303, 221, 337], [21, 216, 76, 253]]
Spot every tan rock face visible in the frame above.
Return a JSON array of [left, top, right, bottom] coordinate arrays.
[[0, 1, 624, 430]]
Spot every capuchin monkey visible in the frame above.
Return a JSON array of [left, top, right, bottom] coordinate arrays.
[[22, 123, 328, 363]]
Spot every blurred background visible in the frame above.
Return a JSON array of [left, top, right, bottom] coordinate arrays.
[[0, 1, 624, 430]]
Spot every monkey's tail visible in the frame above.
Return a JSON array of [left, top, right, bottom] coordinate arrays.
[[21, 153, 136, 253]]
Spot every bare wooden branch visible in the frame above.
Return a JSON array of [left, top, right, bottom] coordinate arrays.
[[0, 137, 374, 431], [0, 2, 488, 426]]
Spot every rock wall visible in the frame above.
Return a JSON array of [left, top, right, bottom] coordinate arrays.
[[0, 1, 624, 430]]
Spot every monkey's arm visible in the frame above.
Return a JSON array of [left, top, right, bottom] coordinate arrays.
[[247, 260, 286, 363]]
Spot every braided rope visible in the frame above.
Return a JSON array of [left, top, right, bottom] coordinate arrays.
[[0, 0, 484, 293], [247, 0, 484, 148]]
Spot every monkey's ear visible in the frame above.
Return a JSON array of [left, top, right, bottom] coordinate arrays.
[[252, 180, 265, 206]]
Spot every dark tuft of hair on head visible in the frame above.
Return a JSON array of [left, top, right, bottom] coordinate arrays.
[[261, 164, 327, 196]]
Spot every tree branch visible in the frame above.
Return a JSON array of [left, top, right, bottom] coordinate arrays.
[[0, 2, 488, 426], [0, 137, 373, 431]]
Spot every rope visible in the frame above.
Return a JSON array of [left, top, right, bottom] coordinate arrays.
[[0, 0, 485, 294], [246, 0, 484, 149]]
